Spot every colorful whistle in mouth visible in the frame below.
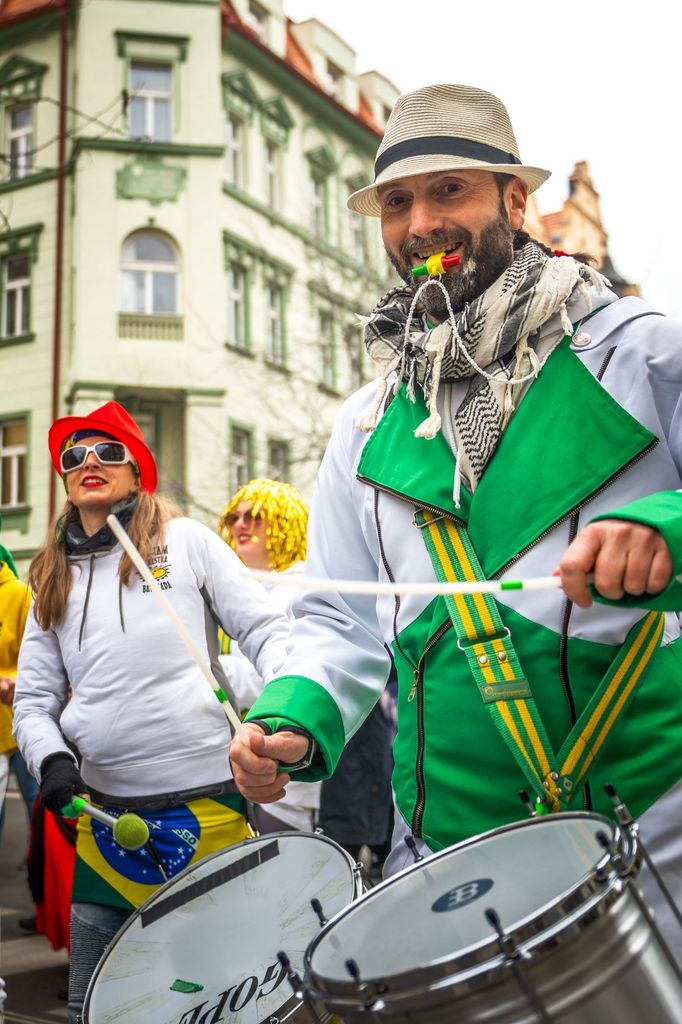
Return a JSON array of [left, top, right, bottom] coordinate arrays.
[[411, 251, 461, 278]]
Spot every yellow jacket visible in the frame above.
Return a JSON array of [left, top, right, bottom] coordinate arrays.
[[0, 561, 31, 756]]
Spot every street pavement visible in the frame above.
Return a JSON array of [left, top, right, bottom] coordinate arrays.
[[1, 785, 68, 1024]]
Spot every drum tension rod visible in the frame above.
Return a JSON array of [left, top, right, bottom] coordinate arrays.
[[277, 951, 326, 1024], [485, 908, 552, 1024], [311, 898, 327, 926], [404, 834, 424, 862], [345, 957, 375, 1005], [603, 783, 682, 933], [276, 951, 303, 993], [518, 790, 537, 817]]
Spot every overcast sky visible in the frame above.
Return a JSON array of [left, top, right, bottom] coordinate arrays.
[[286, 0, 681, 317]]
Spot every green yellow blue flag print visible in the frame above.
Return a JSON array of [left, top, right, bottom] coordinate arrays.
[[72, 795, 249, 911]]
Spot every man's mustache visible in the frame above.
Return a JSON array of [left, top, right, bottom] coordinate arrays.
[[400, 229, 472, 261]]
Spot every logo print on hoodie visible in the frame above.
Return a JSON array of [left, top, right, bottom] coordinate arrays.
[[139, 544, 173, 592]]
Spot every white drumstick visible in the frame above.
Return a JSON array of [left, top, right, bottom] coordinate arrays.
[[250, 571, 565, 597], [106, 514, 249, 742]]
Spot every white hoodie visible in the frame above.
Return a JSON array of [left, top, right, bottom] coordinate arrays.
[[14, 517, 290, 798]]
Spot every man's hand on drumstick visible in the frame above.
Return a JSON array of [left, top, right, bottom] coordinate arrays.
[[230, 723, 310, 803], [558, 519, 672, 609]]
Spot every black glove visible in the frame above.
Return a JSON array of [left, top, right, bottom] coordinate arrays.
[[39, 752, 86, 815]]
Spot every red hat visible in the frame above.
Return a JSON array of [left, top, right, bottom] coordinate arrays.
[[48, 401, 158, 493]]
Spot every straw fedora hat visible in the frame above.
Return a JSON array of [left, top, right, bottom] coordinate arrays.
[[348, 84, 551, 218]]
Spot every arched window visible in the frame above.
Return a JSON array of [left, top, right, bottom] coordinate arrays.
[[120, 232, 180, 316]]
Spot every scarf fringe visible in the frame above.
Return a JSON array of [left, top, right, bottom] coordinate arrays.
[[414, 348, 444, 439], [356, 372, 391, 433]]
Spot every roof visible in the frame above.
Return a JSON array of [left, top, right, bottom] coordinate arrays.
[[222, 0, 381, 138], [285, 19, 317, 85], [0, 0, 63, 26]]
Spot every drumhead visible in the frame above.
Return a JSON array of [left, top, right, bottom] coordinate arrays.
[[307, 813, 618, 983], [85, 831, 359, 1023]]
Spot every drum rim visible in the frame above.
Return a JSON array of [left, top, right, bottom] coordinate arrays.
[[83, 829, 361, 1022], [304, 811, 634, 1002]]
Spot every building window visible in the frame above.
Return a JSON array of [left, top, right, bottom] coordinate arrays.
[[310, 175, 327, 240], [349, 209, 366, 263], [323, 59, 343, 99], [225, 114, 244, 188], [128, 63, 172, 142], [231, 426, 253, 492], [265, 282, 284, 365], [347, 324, 364, 390], [5, 103, 33, 180], [227, 263, 248, 349], [121, 232, 180, 316], [267, 438, 289, 482], [245, 0, 268, 41], [0, 418, 26, 508], [319, 311, 336, 390], [264, 138, 279, 209], [2, 253, 30, 338]]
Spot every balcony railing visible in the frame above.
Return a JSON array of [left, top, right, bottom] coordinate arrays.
[[118, 313, 184, 341]]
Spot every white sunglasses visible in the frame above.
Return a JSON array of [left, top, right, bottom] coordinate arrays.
[[60, 441, 133, 474]]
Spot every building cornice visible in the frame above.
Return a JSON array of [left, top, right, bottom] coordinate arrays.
[[73, 138, 224, 158]]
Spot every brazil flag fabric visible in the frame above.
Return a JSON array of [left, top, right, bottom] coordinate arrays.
[[72, 794, 250, 911]]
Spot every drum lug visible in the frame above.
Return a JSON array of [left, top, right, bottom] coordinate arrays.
[[345, 957, 379, 1009], [596, 828, 638, 880], [279, 952, 328, 1024], [485, 908, 552, 1024], [604, 783, 682, 935], [353, 862, 368, 891], [277, 951, 304, 993]]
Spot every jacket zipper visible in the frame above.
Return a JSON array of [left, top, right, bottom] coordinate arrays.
[[555, 347, 615, 810], [374, 487, 416, 674], [409, 618, 452, 837]]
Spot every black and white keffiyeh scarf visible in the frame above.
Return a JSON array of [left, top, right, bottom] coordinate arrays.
[[357, 240, 608, 501]]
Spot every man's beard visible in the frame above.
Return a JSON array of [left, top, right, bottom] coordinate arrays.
[[387, 212, 515, 321]]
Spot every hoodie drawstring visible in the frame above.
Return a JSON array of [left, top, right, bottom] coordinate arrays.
[[78, 554, 95, 652]]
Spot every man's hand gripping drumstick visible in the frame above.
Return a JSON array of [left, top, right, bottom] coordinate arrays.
[[229, 724, 310, 803]]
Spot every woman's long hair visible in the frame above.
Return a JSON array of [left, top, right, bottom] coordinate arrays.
[[29, 491, 183, 630]]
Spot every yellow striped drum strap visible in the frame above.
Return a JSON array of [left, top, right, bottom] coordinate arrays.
[[417, 509, 664, 812]]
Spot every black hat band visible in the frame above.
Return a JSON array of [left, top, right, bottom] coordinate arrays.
[[375, 135, 521, 178]]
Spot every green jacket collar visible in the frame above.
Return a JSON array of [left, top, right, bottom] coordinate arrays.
[[357, 339, 656, 576]]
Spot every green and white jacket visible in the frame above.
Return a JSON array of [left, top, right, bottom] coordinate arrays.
[[247, 294, 682, 852]]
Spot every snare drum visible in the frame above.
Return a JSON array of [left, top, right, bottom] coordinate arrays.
[[304, 812, 682, 1023], [84, 831, 362, 1023]]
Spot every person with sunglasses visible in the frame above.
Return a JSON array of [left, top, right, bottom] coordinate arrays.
[[12, 401, 290, 1024], [217, 479, 321, 833]]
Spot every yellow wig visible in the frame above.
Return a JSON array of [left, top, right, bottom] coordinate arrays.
[[218, 479, 308, 572]]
